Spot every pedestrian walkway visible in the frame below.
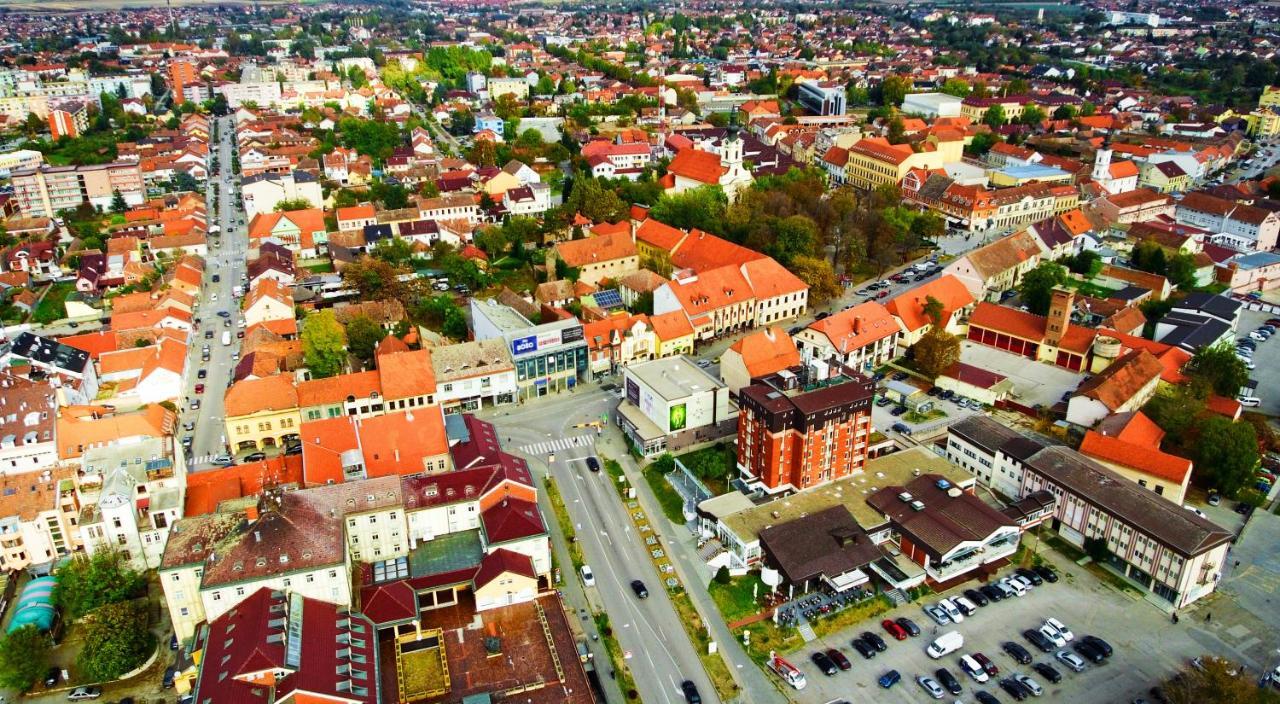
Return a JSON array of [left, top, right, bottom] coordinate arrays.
[[797, 620, 817, 643], [518, 434, 596, 456]]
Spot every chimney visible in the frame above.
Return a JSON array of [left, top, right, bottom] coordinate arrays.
[[253, 531, 261, 543], [245, 505, 259, 521]]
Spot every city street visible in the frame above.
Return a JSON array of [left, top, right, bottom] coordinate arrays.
[[484, 391, 725, 704], [183, 114, 250, 470]]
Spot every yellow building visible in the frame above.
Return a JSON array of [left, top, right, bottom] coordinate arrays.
[[1259, 86, 1280, 109], [223, 375, 302, 452], [960, 96, 1034, 123], [841, 137, 948, 190], [1246, 108, 1280, 138], [650, 309, 696, 357], [1140, 161, 1193, 194]]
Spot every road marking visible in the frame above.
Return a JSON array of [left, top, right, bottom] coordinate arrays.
[[518, 434, 595, 456]]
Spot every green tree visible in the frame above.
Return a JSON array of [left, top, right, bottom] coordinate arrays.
[[767, 215, 819, 265], [1064, 249, 1101, 275], [788, 255, 841, 304], [913, 328, 961, 378], [965, 132, 999, 157], [1167, 252, 1198, 289], [53, 549, 146, 620], [301, 309, 348, 378], [922, 295, 945, 326], [1017, 261, 1067, 316], [274, 198, 314, 212], [1143, 379, 1208, 439], [1195, 417, 1259, 497], [76, 600, 155, 682], [1185, 343, 1250, 398], [648, 186, 728, 234], [1131, 240, 1167, 275], [0, 625, 51, 691], [345, 315, 384, 366], [983, 104, 1008, 128], [110, 189, 127, 213], [878, 74, 911, 107], [564, 177, 627, 223], [939, 78, 971, 97], [1020, 105, 1047, 126]]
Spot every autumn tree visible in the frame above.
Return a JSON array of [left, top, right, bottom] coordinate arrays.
[[301, 309, 348, 378], [913, 328, 960, 378], [789, 255, 841, 304], [1164, 656, 1280, 704]]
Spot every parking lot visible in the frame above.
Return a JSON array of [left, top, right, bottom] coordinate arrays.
[[1236, 308, 1280, 416], [958, 342, 1084, 409], [784, 556, 1212, 704]]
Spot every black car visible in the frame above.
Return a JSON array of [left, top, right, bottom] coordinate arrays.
[[964, 588, 989, 607], [284, 442, 302, 456], [163, 667, 176, 688], [681, 679, 701, 704], [811, 650, 838, 676], [860, 631, 888, 652], [895, 617, 921, 637], [1023, 628, 1055, 653], [1002, 641, 1033, 665], [44, 667, 59, 687], [827, 648, 851, 671], [212, 274, 221, 282], [198, 369, 207, 379], [1015, 567, 1044, 586], [892, 372, 910, 382], [975, 692, 1002, 704], [244, 452, 266, 462], [1033, 566, 1059, 583], [980, 584, 1006, 602], [631, 580, 648, 598], [1082, 635, 1113, 658], [814, 311, 830, 321], [999, 677, 1029, 701], [1073, 639, 1106, 663], [851, 637, 876, 659], [586, 456, 601, 472], [1033, 661, 1063, 683], [934, 667, 962, 695]]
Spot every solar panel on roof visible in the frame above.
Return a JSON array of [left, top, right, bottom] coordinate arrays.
[[593, 289, 623, 309]]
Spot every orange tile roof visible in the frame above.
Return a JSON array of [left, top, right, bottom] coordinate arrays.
[[590, 221, 631, 238], [555, 231, 637, 268], [671, 230, 765, 273], [885, 274, 974, 333], [649, 309, 695, 341], [1058, 208, 1092, 236], [184, 455, 304, 515], [59, 330, 119, 359], [375, 348, 436, 400], [635, 218, 688, 252], [969, 302, 1048, 342], [299, 409, 448, 485], [582, 313, 651, 351], [1109, 160, 1140, 179], [224, 375, 299, 417], [296, 370, 382, 407], [729, 326, 799, 377], [667, 148, 726, 185], [849, 137, 915, 166], [807, 301, 899, 353], [336, 204, 376, 222], [1080, 430, 1190, 485], [740, 258, 807, 299], [56, 405, 174, 460], [665, 265, 754, 317], [1097, 328, 1190, 383], [1206, 394, 1242, 419], [1076, 349, 1163, 412]]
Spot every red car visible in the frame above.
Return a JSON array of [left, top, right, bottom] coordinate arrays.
[[972, 652, 999, 677], [876, 290, 889, 299], [881, 619, 908, 641], [195, 383, 205, 393]]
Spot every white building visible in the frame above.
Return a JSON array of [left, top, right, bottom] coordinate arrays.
[[241, 171, 323, 217], [903, 92, 963, 118], [78, 436, 184, 570]]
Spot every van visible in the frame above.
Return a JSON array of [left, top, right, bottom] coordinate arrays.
[[926, 631, 964, 659], [1238, 395, 1262, 407], [221, 331, 232, 346], [581, 564, 595, 587]]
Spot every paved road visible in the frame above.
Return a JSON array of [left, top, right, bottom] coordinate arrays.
[[183, 114, 250, 470], [485, 391, 722, 704]]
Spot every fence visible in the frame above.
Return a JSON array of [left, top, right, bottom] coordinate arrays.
[[665, 457, 714, 532]]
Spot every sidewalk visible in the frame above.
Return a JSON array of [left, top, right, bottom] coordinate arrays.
[[594, 429, 787, 704]]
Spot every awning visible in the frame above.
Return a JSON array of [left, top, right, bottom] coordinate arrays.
[[822, 568, 870, 592]]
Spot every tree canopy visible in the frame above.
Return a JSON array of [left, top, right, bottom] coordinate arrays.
[[54, 549, 146, 620], [0, 626, 51, 691], [76, 600, 155, 682], [1185, 343, 1250, 398], [301, 309, 348, 378], [1194, 416, 1259, 497], [345, 315, 384, 367], [1018, 262, 1067, 316]]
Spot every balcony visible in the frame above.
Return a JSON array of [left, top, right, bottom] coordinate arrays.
[[928, 538, 1019, 582]]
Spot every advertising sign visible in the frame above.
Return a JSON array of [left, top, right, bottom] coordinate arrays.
[[669, 403, 688, 431], [561, 325, 584, 344], [511, 335, 537, 356], [626, 378, 640, 405], [536, 329, 563, 349]]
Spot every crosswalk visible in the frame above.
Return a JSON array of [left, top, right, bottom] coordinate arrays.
[[517, 434, 596, 456]]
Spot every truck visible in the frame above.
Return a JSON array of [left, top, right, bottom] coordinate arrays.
[[221, 331, 232, 346], [926, 630, 964, 659], [232, 284, 243, 298], [766, 652, 806, 690]]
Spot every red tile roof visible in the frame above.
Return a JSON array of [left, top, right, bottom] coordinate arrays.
[[1080, 430, 1191, 485], [481, 497, 546, 544], [885, 275, 974, 333], [667, 148, 725, 185]]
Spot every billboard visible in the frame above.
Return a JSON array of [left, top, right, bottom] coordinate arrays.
[[511, 335, 537, 356], [669, 403, 687, 432], [536, 329, 563, 349], [561, 325, 584, 343], [626, 378, 640, 405]]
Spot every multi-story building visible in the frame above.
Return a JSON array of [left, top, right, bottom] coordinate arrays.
[[470, 299, 588, 400], [794, 301, 901, 373], [797, 80, 847, 116], [946, 415, 1049, 499], [0, 149, 43, 178], [12, 162, 145, 217], [431, 339, 518, 413], [617, 356, 735, 457], [0, 465, 80, 572], [487, 76, 530, 101], [823, 137, 950, 190], [48, 104, 87, 140], [0, 372, 59, 474], [737, 362, 875, 494], [224, 375, 302, 453], [77, 436, 183, 570], [942, 229, 1044, 301], [553, 231, 639, 286], [1175, 191, 1280, 252], [168, 60, 198, 106]]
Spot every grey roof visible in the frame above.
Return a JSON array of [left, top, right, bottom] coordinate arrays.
[[1157, 314, 1230, 352], [948, 415, 1023, 454], [8, 332, 90, 374], [1172, 292, 1241, 322], [1024, 446, 1233, 558]]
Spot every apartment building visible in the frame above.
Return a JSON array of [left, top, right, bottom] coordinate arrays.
[[794, 301, 901, 373], [0, 465, 80, 572], [737, 362, 875, 494], [12, 162, 145, 217], [77, 436, 184, 570]]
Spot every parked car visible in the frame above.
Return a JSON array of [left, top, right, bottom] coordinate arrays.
[[44, 668, 59, 687], [860, 631, 887, 652], [1034, 566, 1059, 583], [935, 667, 963, 695], [916, 675, 946, 699], [980, 584, 1006, 602], [973, 652, 999, 676], [1033, 661, 1063, 683], [67, 689, 102, 701], [1044, 617, 1074, 642], [243, 452, 266, 462], [891, 422, 912, 434], [976, 692, 1001, 704], [1073, 639, 1106, 664], [1015, 673, 1044, 696], [964, 588, 989, 607], [1082, 634, 1113, 658], [851, 637, 876, 659], [938, 598, 965, 623], [999, 677, 1030, 701], [1023, 628, 1055, 653], [878, 670, 902, 689], [895, 617, 921, 637], [959, 654, 989, 683], [1039, 624, 1067, 647], [811, 650, 838, 676], [197, 368, 207, 379], [827, 648, 851, 671], [881, 619, 908, 640], [1056, 649, 1087, 672], [953, 595, 978, 616], [923, 603, 950, 625], [1015, 567, 1044, 586], [1003, 641, 1033, 665]]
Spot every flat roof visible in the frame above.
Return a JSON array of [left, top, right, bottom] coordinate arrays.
[[471, 299, 533, 334], [715, 446, 974, 542], [627, 355, 724, 402], [995, 164, 1072, 179]]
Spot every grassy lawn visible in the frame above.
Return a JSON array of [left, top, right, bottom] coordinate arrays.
[[904, 407, 947, 424], [543, 477, 584, 571], [674, 444, 735, 496], [34, 282, 74, 324], [641, 466, 687, 523], [739, 595, 893, 661], [305, 262, 335, 273], [668, 587, 742, 700], [594, 613, 641, 701], [1061, 277, 1117, 299], [707, 574, 766, 623]]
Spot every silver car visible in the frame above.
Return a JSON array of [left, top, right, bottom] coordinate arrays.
[[923, 604, 951, 625], [1055, 649, 1087, 673], [1015, 673, 1044, 696], [916, 675, 946, 699]]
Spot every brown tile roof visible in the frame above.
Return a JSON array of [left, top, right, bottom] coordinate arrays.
[[224, 375, 299, 417], [965, 230, 1042, 280], [555, 231, 637, 268], [1074, 349, 1163, 412]]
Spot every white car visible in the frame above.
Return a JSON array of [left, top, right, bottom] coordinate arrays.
[[1010, 574, 1035, 591], [1001, 577, 1027, 597], [959, 654, 989, 683], [1184, 505, 1207, 518], [1055, 649, 1087, 672], [580, 564, 595, 587], [1044, 617, 1073, 642], [1039, 624, 1067, 647], [1015, 673, 1044, 696], [938, 598, 964, 623], [211, 293, 219, 303]]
